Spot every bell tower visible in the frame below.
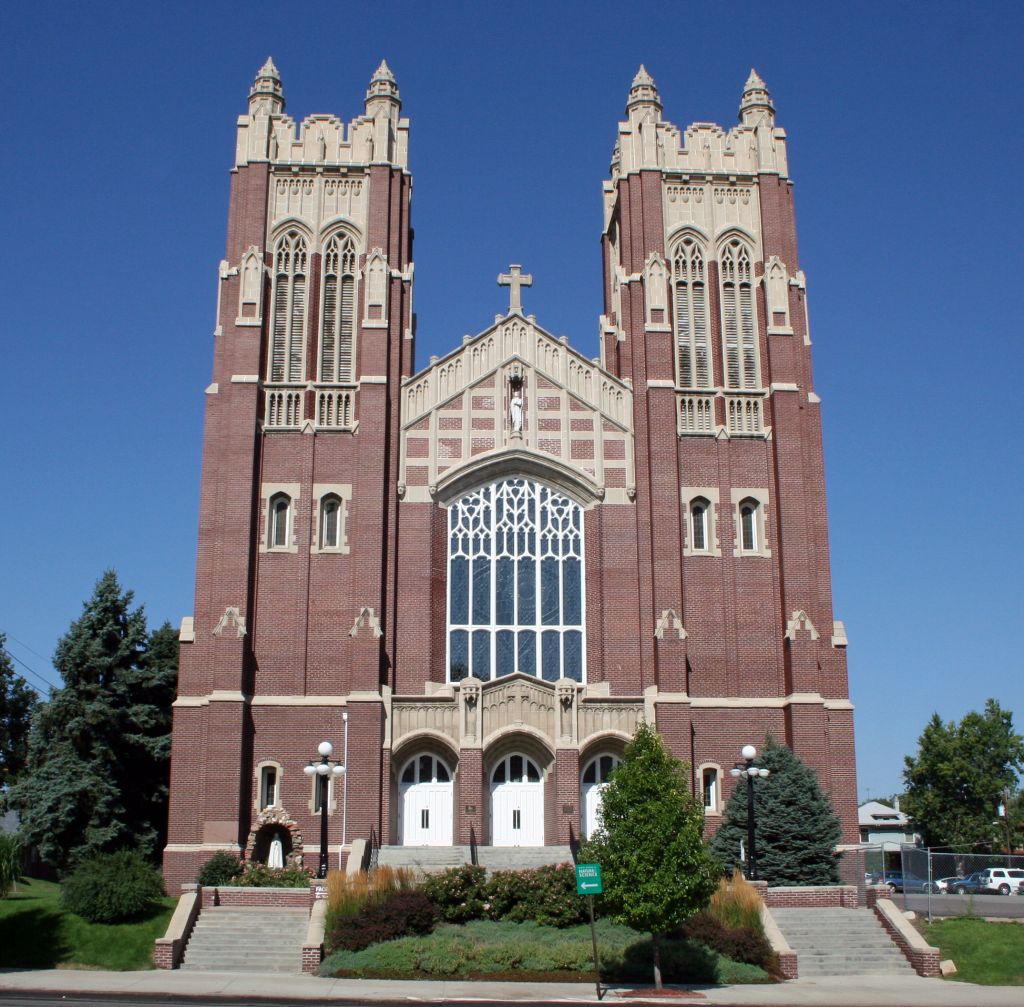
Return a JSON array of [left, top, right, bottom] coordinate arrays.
[[600, 68, 859, 854], [164, 59, 414, 887]]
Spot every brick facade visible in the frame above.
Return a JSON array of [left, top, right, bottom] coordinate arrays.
[[163, 62, 858, 889]]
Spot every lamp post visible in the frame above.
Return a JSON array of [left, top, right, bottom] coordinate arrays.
[[304, 741, 345, 879], [730, 744, 770, 881]]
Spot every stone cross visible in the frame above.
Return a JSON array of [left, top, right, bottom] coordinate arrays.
[[498, 264, 533, 315]]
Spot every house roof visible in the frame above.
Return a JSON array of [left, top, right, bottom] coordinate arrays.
[[858, 800, 910, 828]]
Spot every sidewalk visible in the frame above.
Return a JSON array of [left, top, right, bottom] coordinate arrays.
[[0, 969, 1021, 1007]]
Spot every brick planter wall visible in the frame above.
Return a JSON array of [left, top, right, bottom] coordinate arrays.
[[870, 896, 942, 978], [762, 885, 858, 908], [199, 885, 314, 909]]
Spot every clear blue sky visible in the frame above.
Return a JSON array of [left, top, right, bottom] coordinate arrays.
[[3, 1, 1021, 801]]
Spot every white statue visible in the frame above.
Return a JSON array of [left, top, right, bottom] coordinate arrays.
[[510, 392, 523, 433], [268, 837, 284, 869]]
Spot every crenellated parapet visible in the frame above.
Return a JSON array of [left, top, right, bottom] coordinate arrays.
[[235, 59, 410, 170]]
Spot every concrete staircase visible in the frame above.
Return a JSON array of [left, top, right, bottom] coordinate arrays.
[[181, 906, 308, 973], [376, 845, 574, 875], [770, 907, 913, 977]]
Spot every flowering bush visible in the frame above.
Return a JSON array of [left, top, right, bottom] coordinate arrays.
[[226, 862, 311, 887], [423, 865, 488, 922]]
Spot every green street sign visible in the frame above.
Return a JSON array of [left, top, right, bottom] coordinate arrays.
[[575, 863, 603, 895]]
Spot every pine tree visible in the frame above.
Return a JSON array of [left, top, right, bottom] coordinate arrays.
[[0, 633, 38, 792], [8, 573, 178, 870], [581, 723, 720, 988], [710, 739, 841, 886]]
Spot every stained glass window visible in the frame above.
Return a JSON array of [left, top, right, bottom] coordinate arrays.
[[447, 478, 585, 682]]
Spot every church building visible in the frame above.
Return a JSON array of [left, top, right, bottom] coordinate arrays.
[[162, 59, 860, 887]]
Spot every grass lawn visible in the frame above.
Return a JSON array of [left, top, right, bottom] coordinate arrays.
[[321, 918, 773, 984], [922, 917, 1024, 986], [0, 877, 177, 971]]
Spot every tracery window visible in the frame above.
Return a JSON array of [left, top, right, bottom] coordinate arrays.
[[447, 478, 585, 683], [673, 237, 711, 388], [320, 233, 357, 382], [269, 230, 308, 383], [719, 238, 758, 389]]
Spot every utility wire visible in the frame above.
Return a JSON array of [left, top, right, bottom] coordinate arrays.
[[2, 631, 51, 667], [1, 646, 54, 695]]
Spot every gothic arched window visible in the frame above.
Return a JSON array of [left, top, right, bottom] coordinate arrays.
[[690, 497, 709, 552], [739, 498, 758, 552], [269, 230, 308, 383], [447, 478, 585, 683], [320, 233, 357, 383], [673, 237, 711, 388], [269, 493, 291, 549], [719, 238, 758, 389]]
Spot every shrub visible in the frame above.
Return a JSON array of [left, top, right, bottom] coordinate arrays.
[[61, 850, 165, 923], [422, 864, 487, 922], [324, 866, 418, 952], [680, 913, 777, 973], [484, 863, 586, 927], [196, 851, 243, 887], [227, 862, 311, 887], [327, 888, 437, 952]]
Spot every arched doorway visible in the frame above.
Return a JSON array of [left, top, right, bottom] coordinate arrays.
[[398, 754, 454, 846], [490, 753, 544, 846], [580, 753, 621, 839]]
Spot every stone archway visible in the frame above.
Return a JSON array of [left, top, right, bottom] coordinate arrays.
[[244, 806, 305, 869]]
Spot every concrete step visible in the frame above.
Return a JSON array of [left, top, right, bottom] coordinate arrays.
[[183, 905, 308, 974], [769, 907, 913, 978]]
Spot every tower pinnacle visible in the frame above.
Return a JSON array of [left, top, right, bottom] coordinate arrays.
[[365, 59, 401, 116], [739, 67, 774, 126], [249, 56, 285, 115], [626, 64, 662, 119]]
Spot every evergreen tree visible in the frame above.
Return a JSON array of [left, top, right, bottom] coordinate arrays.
[[710, 739, 841, 886], [0, 633, 38, 792], [581, 723, 720, 989], [8, 573, 178, 870], [902, 700, 1024, 849]]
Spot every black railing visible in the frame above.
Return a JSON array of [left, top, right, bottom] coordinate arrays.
[[469, 825, 479, 867], [368, 826, 380, 875]]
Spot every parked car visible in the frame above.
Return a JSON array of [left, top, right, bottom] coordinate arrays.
[[934, 875, 963, 892], [875, 870, 938, 894], [977, 868, 1024, 895], [949, 872, 987, 895]]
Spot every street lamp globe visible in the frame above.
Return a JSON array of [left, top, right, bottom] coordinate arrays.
[[741, 744, 757, 761], [303, 764, 316, 776], [318, 741, 333, 758]]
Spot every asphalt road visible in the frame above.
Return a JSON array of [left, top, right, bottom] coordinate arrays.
[[892, 891, 1024, 918]]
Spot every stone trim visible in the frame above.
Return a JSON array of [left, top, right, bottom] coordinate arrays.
[[869, 893, 941, 977], [760, 904, 797, 979], [154, 888, 201, 969]]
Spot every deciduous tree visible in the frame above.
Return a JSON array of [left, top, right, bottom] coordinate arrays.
[[710, 739, 842, 886], [8, 573, 178, 870], [581, 723, 720, 989], [902, 700, 1024, 849]]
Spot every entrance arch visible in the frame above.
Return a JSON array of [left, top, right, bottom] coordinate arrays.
[[580, 753, 621, 839], [490, 753, 544, 846], [398, 754, 454, 846]]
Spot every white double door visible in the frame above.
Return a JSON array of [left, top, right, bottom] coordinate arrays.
[[580, 753, 621, 839], [490, 753, 544, 846], [399, 754, 453, 847]]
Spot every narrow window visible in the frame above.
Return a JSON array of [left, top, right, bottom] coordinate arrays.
[[691, 498, 709, 552], [269, 231, 308, 383], [702, 767, 719, 811], [740, 500, 757, 552], [259, 766, 278, 809], [673, 237, 711, 388], [320, 234, 357, 382], [313, 776, 331, 814], [320, 494, 341, 550], [720, 238, 758, 389], [270, 493, 291, 549]]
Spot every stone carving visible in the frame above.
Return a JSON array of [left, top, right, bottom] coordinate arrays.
[[212, 607, 246, 638], [654, 609, 687, 640], [498, 264, 533, 315], [784, 610, 819, 641], [349, 606, 383, 639]]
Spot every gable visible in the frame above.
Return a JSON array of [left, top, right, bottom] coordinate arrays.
[[399, 316, 635, 505]]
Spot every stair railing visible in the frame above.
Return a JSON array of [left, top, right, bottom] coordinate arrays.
[[368, 826, 380, 875], [469, 825, 479, 867]]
